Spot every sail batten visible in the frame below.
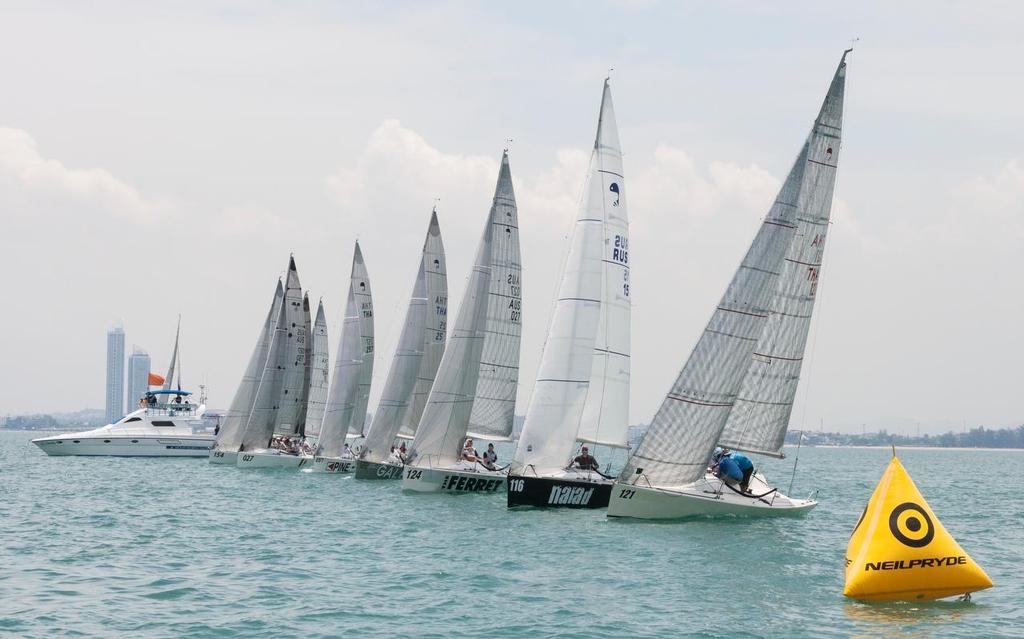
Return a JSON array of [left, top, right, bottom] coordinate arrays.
[[513, 79, 630, 476]]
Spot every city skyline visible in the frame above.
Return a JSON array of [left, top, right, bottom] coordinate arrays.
[[104, 327, 124, 424]]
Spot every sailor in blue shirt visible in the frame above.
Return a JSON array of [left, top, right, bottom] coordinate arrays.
[[712, 447, 755, 493]]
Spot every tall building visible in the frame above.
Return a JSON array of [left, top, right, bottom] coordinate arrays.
[[126, 347, 151, 414], [105, 327, 125, 424]]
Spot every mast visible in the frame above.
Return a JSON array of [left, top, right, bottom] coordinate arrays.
[[295, 294, 313, 437], [409, 151, 517, 466], [513, 78, 630, 476], [362, 210, 446, 462], [466, 150, 522, 441], [718, 51, 849, 457], [348, 242, 375, 437], [619, 52, 849, 488], [318, 274, 363, 458], [303, 300, 330, 442], [271, 255, 307, 436]]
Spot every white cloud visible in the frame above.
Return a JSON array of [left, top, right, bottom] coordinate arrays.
[[0, 127, 165, 222]]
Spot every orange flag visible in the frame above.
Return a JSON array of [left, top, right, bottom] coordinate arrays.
[[148, 373, 165, 386]]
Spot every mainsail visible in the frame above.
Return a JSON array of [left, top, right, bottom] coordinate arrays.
[[466, 151, 522, 441], [318, 280, 363, 458], [350, 242, 375, 437], [163, 316, 180, 391], [404, 210, 449, 438], [272, 256, 308, 436], [362, 211, 447, 462], [513, 78, 630, 476], [409, 152, 518, 467], [619, 53, 849, 488], [214, 280, 283, 453], [718, 52, 848, 457], [302, 300, 330, 441]]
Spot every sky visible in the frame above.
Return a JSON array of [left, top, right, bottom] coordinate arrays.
[[0, 1, 1021, 435]]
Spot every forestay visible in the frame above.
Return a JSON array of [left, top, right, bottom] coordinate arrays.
[[303, 300, 330, 441], [513, 79, 630, 476], [349, 242, 375, 437], [272, 256, 307, 436], [363, 211, 447, 462], [409, 152, 515, 467], [718, 52, 848, 457], [404, 210, 449, 439], [466, 152, 522, 441], [214, 280, 283, 453]]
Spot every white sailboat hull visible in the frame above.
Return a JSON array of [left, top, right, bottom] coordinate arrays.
[[607, 472, 817, 520], [209, 450, 239, 464], [236, 449, 308, 469], [33, 434, 212, 457], [402, 463, 506, 493], [304, 455, 355, 473]]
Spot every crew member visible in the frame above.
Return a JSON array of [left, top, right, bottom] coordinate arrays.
[[481, 443, 498, 470], [573, 445, 599, 471], [460, 438, 479, 463], [730, 452, 755, 493]]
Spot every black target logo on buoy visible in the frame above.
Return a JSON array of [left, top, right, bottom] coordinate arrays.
[[888, 502, 935, 548]]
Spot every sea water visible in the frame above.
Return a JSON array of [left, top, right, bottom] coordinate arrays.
[[0, 431, 1020, 638]]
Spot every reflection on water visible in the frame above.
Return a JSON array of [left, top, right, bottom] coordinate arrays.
[[844, 599, 982, 638]]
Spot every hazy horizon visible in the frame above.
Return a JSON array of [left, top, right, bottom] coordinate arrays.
[[1, 2, 1021, 436]]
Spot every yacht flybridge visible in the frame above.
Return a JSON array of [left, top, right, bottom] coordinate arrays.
[[33, 390, 212, 457]]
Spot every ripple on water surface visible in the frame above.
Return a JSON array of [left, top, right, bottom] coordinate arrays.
[[0, 432, 1020, 638]]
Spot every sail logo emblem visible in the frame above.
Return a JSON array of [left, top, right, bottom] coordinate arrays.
[[609, 182, 620, 206], [889, 502, 935, 548]]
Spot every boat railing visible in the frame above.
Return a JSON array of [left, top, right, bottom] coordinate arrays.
[[145, 404, 199, 417]]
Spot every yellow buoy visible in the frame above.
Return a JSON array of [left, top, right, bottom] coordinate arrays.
[[844, 453, 992, 601]]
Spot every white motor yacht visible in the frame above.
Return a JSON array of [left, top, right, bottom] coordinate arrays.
[[32, 390, 213, 457]]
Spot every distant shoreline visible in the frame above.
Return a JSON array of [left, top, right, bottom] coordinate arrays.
[[795, 444, 1024, 452]]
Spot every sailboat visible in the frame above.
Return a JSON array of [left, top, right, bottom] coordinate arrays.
[[210, 279, 284, 464], [309, 242, 374, 472], [301, 299, 330, 446], [607, 50, 849, 519], [508, 79, 630, 509], [356, 210, 448, 480], [237, 256, 312, 468], [402, 150, 522, 493]]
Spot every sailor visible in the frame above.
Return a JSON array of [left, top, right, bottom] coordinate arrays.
[[481, 443, 498, 470], [713, 448, 743, 486], [344, 442, 353, 458], [173, 394, 183, 404], [146, 393, 157, 407], [730, 452, 755, 493], [398, 442, 407, 461], [460, 438, 479, 463], [572, 445, 599, 471]]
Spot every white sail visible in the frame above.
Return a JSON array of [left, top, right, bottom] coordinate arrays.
[[513, 79, 629, 476], [403, 209, 449, 438], [214, 280, 283, 453], [239, 293, 289, 451], [349, 242, 375, 436], [363, 211, 447, 461], [718, 53, 848, 457], [272, 256, 307, 436], [409, 152, 515, 467], [304, 300, 331, 440], [466, 151, 522, 441], [163, 316, 180, 391], [318, 282, 362, 458], [618, 143, 808, 487]]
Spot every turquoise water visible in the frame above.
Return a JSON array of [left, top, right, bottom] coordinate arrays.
[[1, 431, 1020, 638]]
